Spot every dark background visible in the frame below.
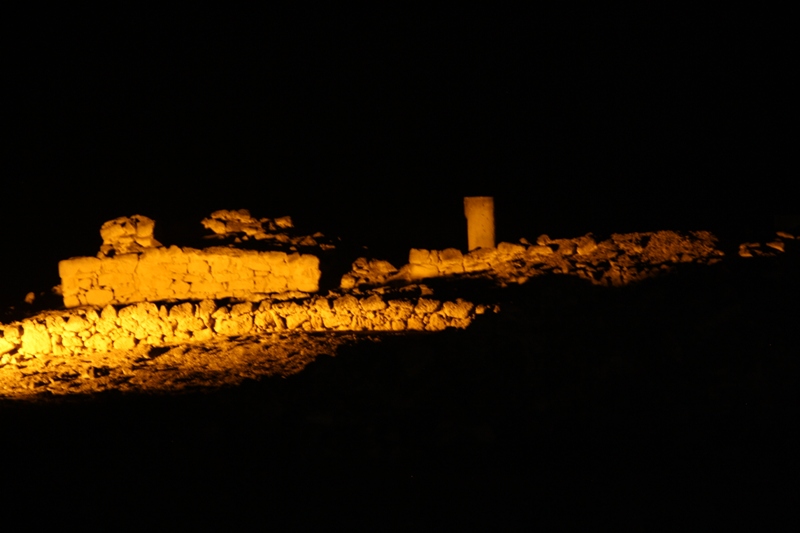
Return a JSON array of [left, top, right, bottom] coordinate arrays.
[[1, 10, 796, 524], [2, 8, 789, 300]]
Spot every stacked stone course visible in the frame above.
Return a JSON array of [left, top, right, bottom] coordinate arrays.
[[341, 231, 725, 289], [59, 246, 321, 308], [0, 294, 480, 360]]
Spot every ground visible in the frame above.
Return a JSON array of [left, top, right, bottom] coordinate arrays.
[[0, 230, 797, 527]]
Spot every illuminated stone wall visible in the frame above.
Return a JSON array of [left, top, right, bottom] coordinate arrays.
[[58, 246, 321, 308], [0, 294, 482, 359], [341, 231, 725, 289], [341, 242, 544, 288]]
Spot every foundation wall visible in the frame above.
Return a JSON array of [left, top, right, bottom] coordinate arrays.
[[0, 294, 481, 359], [58, 246, 320, 308]]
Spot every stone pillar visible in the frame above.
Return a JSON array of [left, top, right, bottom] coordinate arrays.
[[464, 196, 495, 251]]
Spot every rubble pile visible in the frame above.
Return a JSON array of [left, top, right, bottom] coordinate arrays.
[[98, 215, 162, 257], [738, 231, 795, 257], [0, 292, 480, 361], [339, 230, 728, 289], [201, 209, 334, 249]]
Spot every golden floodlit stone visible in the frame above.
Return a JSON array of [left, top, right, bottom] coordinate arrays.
[[464, 196, 495, 251]]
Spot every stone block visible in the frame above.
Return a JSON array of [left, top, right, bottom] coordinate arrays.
[[98, 272, 134, 288], [442, 299, 474, 319], [426, 313, 448, 331], [187, 259, 210, 276], [527, 245, 554, 257], [415, 298, 441, 315], [0, 338, 16, 356], [463, 260, 491, 273], [170, 280, 191, 299], [86, 289, 115, 307], [286, 312, 309, 330], [20, 321, 51, 355], [206, 254, 231, 274], [407, 316, 425, 330], [59, 256, 102, 278], [464, 196, 495, 251], [61, 332, 83, 348], [231, 302, 253, 316], [333, 295, 360, 314], [386, 300, 414, 320], [164, 262, 188, 275], [195, 300, 217, 323], [497, 242, 526, 256], [576, 235, 598, 255], [113, 284, 136, 299], [440, 263, 465, 275], [113, 336, 136, 351], [85, 334, 112, 352], [360, 294, 387, 312], [190, 280, 225, 296], [192, 329, 213, 342], [409, 248, 432, 264], [63, 315, 90, 332], [107, 254, 139, 274], [440, 248, 463, 264], [210, 270, 240, 283], [405, 264, 440, 280]]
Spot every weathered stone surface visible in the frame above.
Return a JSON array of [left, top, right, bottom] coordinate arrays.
[[576, 235, 598, 255], [442, 299, 474, 319], [426, 313, 447, 331], [85, 289, 115, 307], [333, 295, 360, 314], [360, 295, 387, 312], [404, 264, 440, 280], [20, 321, 51, 356], [440, 248, 463, 264], [497, 242, 526, 256], [62, 244, 321, 307], [63, 315, 89, 332], [409, 249, 432, 264], [464, 196, 495, 251], [386, 300, 414, 320], [415, 298, 441, 315], [0, 338, 15, 356], [59, 256, 102, 279], [286, 312, 309, 330], [99, 215, 162, 257]]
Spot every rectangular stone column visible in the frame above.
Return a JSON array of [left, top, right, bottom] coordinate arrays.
[[464, 196, 495, 251]]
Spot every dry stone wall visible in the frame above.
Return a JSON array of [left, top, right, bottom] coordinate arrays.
[[0, 294, 482, 360], [340, 231, 725, 289], [59, 246, 320, 308]]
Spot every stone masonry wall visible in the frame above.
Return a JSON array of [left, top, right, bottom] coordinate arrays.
[[0, 294, 481, 360], [341, 231, 725, 289], [59, 246, 320, 308]]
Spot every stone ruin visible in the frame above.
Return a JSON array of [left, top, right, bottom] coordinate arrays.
[[4, 201, 797, 366], [200, 209, 332, 249], [59, 212, 322, 308], [99, 214, 162, 257]]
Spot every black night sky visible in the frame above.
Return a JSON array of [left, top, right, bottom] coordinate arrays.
[[2, 10, 787, 292], [1, 10, 796, 525]]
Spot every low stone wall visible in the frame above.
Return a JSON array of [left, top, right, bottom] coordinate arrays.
[[0, 294, 481, 360], [341, 242, 546, 288], [58, 246, 321, 308], [341, 231, 725, 289]]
